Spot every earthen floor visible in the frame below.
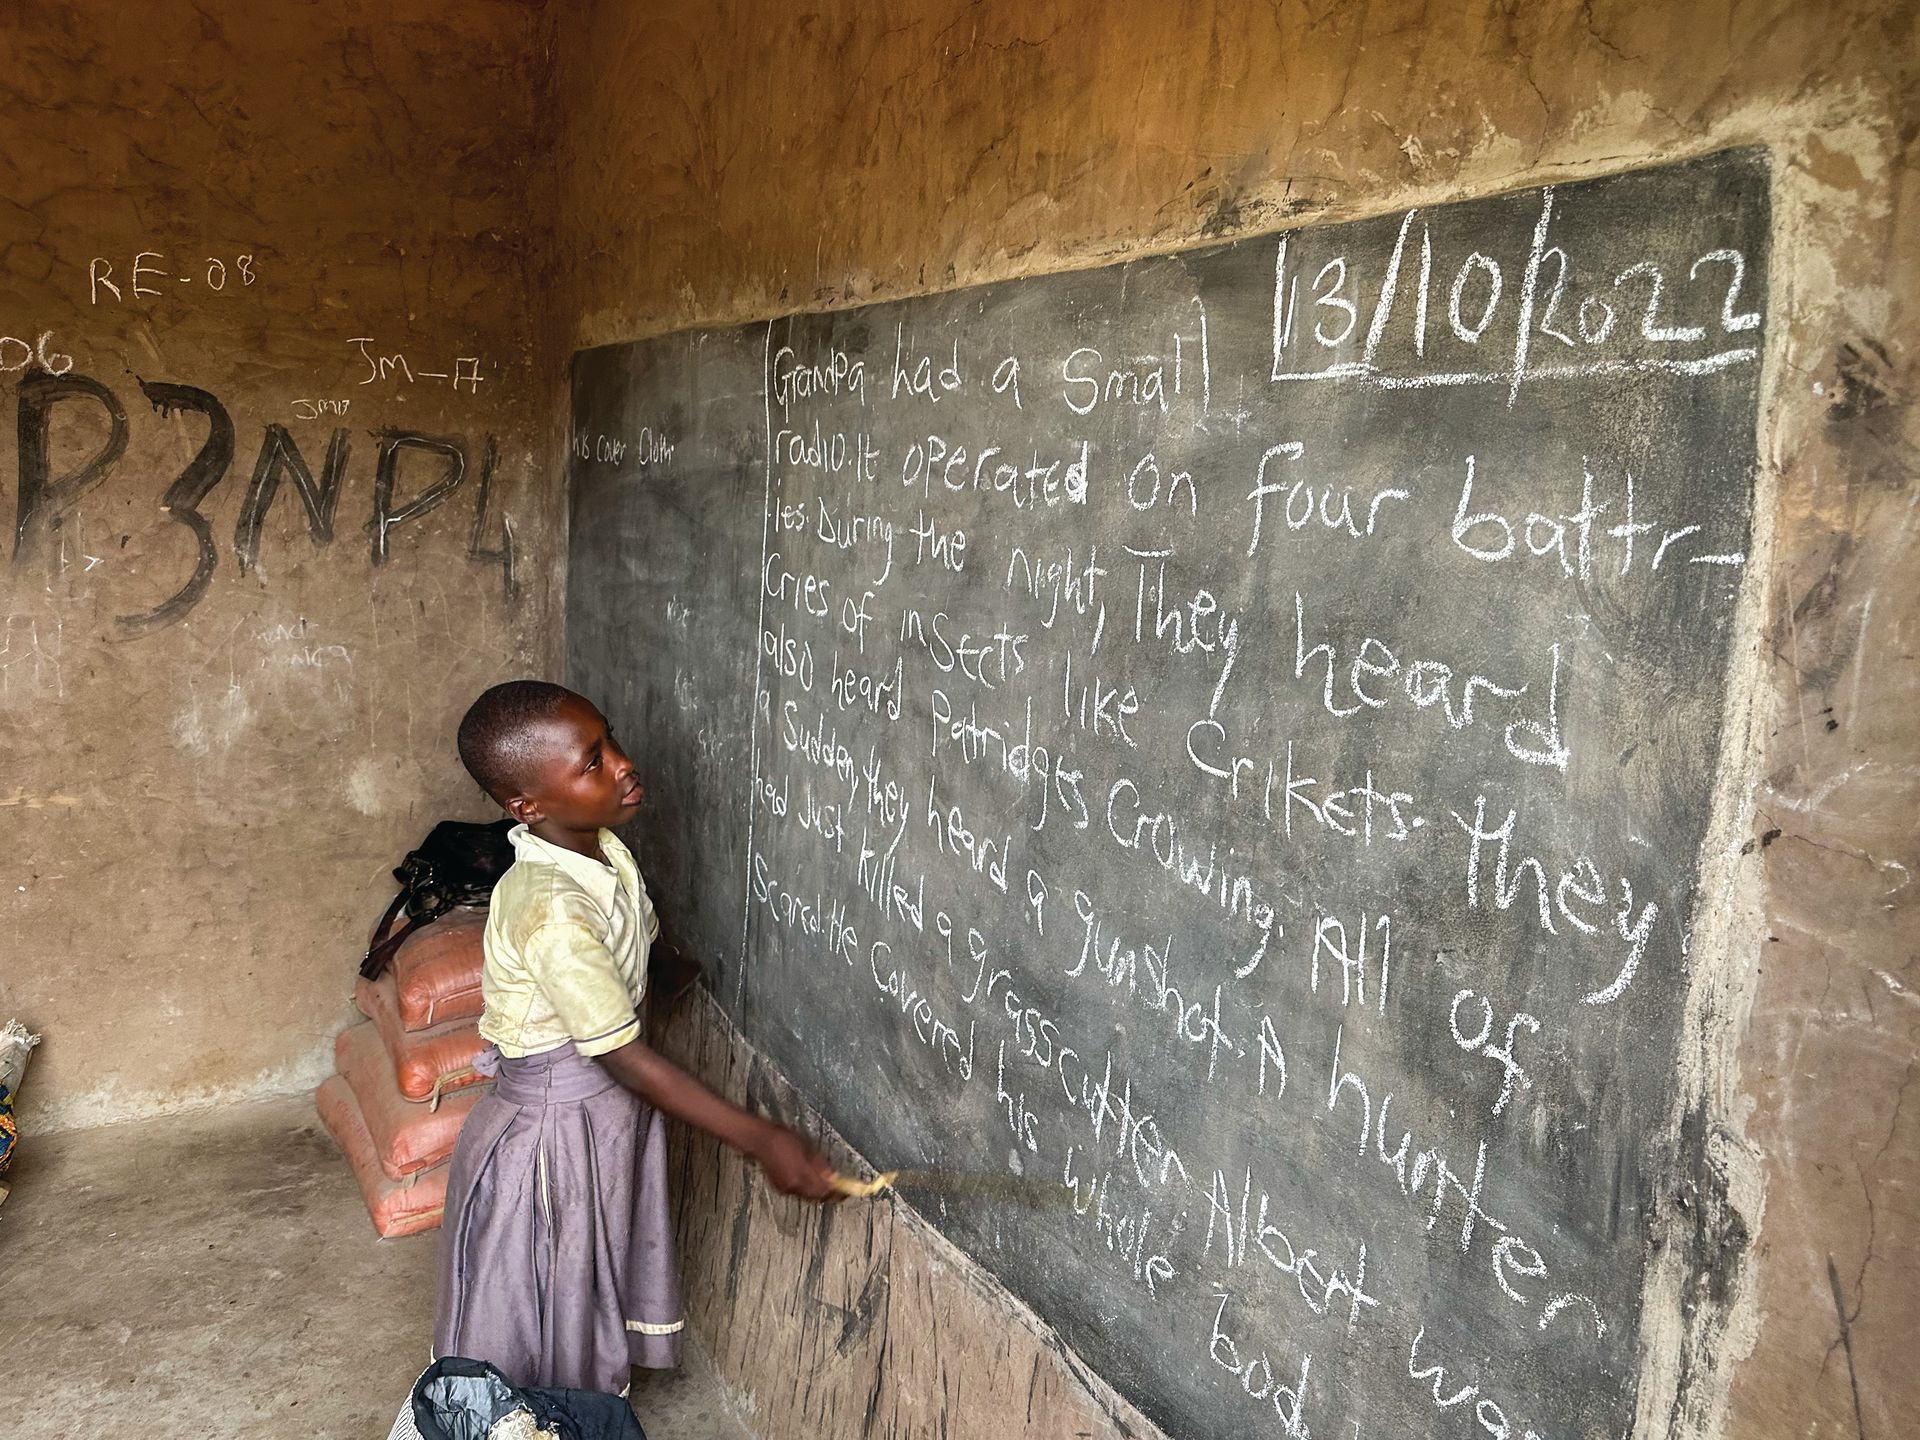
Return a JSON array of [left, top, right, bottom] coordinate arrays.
[[1, 1095, 751, 1439]]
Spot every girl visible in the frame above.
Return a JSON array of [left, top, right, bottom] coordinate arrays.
[[435, 680, 838, 1395]]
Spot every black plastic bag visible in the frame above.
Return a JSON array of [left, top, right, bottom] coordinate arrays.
[[361, 819, 517, 979]]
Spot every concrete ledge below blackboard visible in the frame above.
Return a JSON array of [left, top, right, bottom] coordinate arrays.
[[651, 986, 1165, 1440]]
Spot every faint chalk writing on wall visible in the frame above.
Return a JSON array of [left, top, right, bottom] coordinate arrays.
[[88, 251, 257, 303]]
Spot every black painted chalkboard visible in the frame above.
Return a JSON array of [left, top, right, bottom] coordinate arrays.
[[568, 150, 1769, 1440]]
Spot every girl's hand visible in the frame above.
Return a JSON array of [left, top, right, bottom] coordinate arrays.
[[752, 1124, 842, 1202]]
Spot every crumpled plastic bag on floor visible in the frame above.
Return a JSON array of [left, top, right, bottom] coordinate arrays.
[[0, 1020, 41, 1178], [386, 1357, 646, 1440]]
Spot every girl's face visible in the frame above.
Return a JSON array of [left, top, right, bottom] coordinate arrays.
[[507, 695, 644, 837]]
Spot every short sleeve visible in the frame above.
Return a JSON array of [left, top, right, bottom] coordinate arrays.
[[522, 920, 641, 1056], [638, 878, 661, 944]]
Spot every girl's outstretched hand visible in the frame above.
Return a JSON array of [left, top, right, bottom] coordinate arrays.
[[752, 1124, 842, 1202]]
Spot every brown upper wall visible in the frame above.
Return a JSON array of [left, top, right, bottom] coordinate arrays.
[[550, 2, 1916, 1437], [1, 2, 559, 1129]]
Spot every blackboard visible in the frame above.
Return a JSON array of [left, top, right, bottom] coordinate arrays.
[[568, 150, 1769, 1440]]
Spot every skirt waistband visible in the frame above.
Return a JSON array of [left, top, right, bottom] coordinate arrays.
[[476, 1042, 618, 1105]]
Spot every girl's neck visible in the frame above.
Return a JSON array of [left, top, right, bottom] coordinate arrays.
[[529, 819, 605, 862]]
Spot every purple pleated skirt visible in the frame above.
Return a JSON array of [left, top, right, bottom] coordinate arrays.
[[433, 1042, 685, 1395]]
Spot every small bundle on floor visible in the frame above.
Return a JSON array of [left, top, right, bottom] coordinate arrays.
[[388, 1357, 646, 1440], [0, 1019, 42, 1208], [318, 908, 493, 1238]]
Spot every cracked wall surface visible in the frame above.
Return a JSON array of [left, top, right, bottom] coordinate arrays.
[[0, 0, 559, 1132], [553, 3, 1917, 1437]]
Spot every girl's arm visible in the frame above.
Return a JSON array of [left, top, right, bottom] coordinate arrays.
[[595, 1038, 841, 1201]]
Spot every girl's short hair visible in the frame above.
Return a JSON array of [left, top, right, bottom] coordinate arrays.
[[457, 679, 579, 798]]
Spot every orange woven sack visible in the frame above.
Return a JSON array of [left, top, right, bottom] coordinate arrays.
[[386, 907, 487, 1031], [355, 973, 489, 1104], [335, 1021, 488, 1181], [316, 1075, 450, 1238]]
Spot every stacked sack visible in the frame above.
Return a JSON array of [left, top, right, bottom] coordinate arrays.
[[317, 909, 492, 1238]]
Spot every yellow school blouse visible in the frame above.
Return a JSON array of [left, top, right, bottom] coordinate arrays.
[[478, 825, 659, 1059]]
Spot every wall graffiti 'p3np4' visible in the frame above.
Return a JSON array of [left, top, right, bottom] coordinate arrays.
[[11, 371, 518, 634]]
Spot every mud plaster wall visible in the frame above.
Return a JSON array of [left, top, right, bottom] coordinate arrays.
[[554, 3, 1918, 1438], [1, 1, 559, 1133]]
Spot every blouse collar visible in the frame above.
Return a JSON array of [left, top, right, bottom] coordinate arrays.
[[509, 823, 621, 904]]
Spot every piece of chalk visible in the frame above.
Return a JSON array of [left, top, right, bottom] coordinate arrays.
[[829, 1171, 897, 1198]]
